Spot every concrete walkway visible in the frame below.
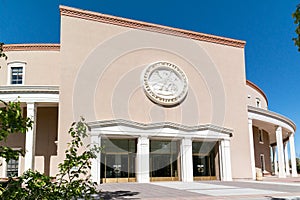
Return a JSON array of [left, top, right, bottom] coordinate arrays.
[[98, 177, 300, 199]]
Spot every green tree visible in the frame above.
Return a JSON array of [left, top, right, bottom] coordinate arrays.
[[1, 118, 101, 199], [296, 157, 300, 173], [0, 101, 33, 163], [292, 4, 300, 51], [0, 43, 32, 164], [0, 43, 7, 61]]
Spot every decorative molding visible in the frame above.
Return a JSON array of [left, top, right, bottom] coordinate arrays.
[[246, 80, 268, 105], [0, 85, 59, 94], [3, 44, 60, 52], [142, 61, 188, 106], [87, 119, 233, 136], [248, 106, 296, 132], [60, 6, 246, 48]]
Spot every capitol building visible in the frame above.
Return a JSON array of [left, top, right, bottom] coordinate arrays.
[[0, 6, 297, 183]]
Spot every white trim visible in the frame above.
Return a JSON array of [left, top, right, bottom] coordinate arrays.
[[2, 148, 22, 177], [7, 61, 26, 85], [248, 118, 256, 180], [260, 154, 266, 173], [88, 120, 232, 140], [289, 133, 298, 177], [180, 137, 193, 182], [136, 136, 150, 183], [275, 126, 286, 178], [256, 98, 261, 108], [24, 102, 37, 171], [272, 146, 278, 175], [284, 142, 290, 176], [220, 139, 232, 181], [90, 135, 101, 184], [248, 107, 295, 133], [0, 93, 59, 103], [258, 129, 264, 144], [89, 120, 232, 183]]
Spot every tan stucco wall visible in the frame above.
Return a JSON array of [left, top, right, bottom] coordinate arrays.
[[253, 126, 272, 173], [55, 14, 252, 179], [0, 51, 60, 85], [246, 85, 268, 109], [0, 106, 58, 177], [35, 107, 58, 176]]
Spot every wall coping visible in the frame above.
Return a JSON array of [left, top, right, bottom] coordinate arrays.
[[3, 44, 60, 52], [60, 5, 246, 48], [87, 119, 233, 136]]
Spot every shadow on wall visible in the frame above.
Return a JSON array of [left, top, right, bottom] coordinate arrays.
[[35, 107, 58, 176]]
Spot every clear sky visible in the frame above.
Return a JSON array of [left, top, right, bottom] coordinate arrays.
[[1, 1, 300, 155]]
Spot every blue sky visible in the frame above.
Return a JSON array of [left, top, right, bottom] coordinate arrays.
[[1, 1, 300, 155]]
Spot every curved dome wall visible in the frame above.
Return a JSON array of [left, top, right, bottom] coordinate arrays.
[[246, 80, 268, 110]]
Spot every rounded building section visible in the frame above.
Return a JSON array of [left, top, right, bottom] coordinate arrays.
[[246, 80, 297, 179], [246, 80, 268, 110]]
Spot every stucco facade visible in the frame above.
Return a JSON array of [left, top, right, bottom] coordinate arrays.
[[0, 6, 297, 182]]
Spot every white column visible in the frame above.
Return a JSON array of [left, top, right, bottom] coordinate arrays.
[[272, 146, 278, 175], [91, 134, 101, 184], [248, 118, 256, 180], [289, 133, 298, 177], [180, 137, 193, 182], [24, 102, 37, 171], [136, 136, 150, 183], [219, 139, 232, 181], [284, 142, 290, 176], [275, 126, 286, 178]]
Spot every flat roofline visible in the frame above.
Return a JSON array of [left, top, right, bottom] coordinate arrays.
[[60, 5, 246, 48], [3, 44, 60, 52]]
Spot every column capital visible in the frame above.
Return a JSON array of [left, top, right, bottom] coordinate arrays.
[[248, 118, 253, 124], [139, 135, 149, 139], [275, 125, 281, 130]]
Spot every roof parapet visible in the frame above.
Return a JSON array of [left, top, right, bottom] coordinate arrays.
[[60, 5, 246, 48]]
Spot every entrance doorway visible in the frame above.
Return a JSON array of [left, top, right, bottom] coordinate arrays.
[[192, 141, 218, 181], [101, 138, 136, 183], [150, 140, 180, 181]]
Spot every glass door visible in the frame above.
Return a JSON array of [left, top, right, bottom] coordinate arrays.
[[192, 141, 218, 181], [150, 140, 179, 181], [101, 139, 136, 183]]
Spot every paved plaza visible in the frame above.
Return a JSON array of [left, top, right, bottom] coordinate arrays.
[[98, 177, 300, 199]]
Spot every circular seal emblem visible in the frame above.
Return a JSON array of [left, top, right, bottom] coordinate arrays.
[[142, 61, 188, 106]]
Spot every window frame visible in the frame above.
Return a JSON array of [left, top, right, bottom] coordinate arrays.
[[258, 129, 264, 144], [255, 98, 261, 108], [2, 148, 21, 177], [7, 61, 26, 85]]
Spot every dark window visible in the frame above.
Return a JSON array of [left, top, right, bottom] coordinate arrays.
[[11, 67, 23, 84], [7, 159, 19, 177], [258, 129, 264, 143]]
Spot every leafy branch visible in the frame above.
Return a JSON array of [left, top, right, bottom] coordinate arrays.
[[292, 4, 300, 51], [1, 118, 102, 200], [0, 43, 7, 61]]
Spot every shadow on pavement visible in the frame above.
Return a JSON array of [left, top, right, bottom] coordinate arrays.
[[269, 197, 300, 200], [98, 190, 140, 200]]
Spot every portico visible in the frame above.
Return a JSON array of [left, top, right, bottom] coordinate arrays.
[[0, 86, 59, 176], [248, 106, 297, 179], [88, 119, 233, 184]]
